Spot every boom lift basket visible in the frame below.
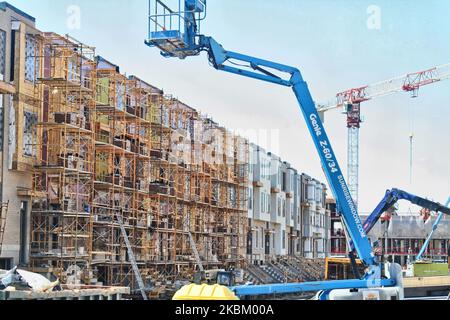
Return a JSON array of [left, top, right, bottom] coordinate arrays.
[[146, 0, 206, 58]]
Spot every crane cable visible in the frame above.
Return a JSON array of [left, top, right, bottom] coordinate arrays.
[[408, 99, 415, 187]]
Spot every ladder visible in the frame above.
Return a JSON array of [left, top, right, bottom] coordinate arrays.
[[0, 202, 9, 255], [115, 210, 148, 300], [184, 215, 204, 272]]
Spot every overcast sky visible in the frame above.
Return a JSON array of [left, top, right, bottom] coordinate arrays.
[[9, 0, 450, 213]]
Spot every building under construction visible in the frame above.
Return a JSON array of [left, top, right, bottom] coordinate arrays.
[[330, 200, 450, 266], [27, 33, 250, 289], [0, 2, 333, 296]]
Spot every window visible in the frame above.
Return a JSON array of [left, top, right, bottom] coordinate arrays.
[[116, 83, 124, 110], [262, 192, 269, 213], [0, 258, 13, 270], [263, 159, 270, 180], [248, 188, 253, 210], [282, 199, 286, 217], [264, 193, 267, 213], [277, 198, 281, 216], [68, 57, 80, 83], [261, 160, 264, 179], [0, 29, 6, 81], [261, 193, 270, 214], [261, 227, 264, 247], [307, 184, 315, 201], [282, 231, 286, 249], [25, 34, 38, 82], [282, 172, 286, 191], [19, 201, 28, 265], [315, 186, 322, 203], [265, 193, 268, 213], [23, 110, 37, 157], [260, 193, 264, 213], [260, 158, 271, 180]]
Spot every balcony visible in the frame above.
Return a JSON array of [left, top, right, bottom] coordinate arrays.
[[271, 187, 280, 194], [253, 180, 263, 188]]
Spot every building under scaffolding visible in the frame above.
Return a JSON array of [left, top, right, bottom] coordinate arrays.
[[24, 32, 249, 290], [0, 3, 331, 296], [30, 32, 97, 284]]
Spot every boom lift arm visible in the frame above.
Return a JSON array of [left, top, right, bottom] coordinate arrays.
[[416, 197, 450, 261], [363, 190, 450, 236], [348, 189, 450, 252], [145, 0, 397, 296]]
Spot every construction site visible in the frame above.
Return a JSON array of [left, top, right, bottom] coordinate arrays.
[[0, 1, 449, 302]]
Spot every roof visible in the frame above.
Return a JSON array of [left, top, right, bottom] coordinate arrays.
[[128, 75, 163, 94], [0, 2, 35, 23], [96, 55, 120, 72]]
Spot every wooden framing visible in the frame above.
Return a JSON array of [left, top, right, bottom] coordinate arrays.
[[28, 32, 249, 295]]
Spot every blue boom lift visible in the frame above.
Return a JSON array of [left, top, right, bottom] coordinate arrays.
[[344, 190, 450, 279], [362, 191, 450, 238], [144, 0, 441, 299]]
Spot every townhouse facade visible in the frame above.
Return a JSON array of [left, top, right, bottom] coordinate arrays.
[[247, 143, 331, 265], [0, 2, 40, 270]]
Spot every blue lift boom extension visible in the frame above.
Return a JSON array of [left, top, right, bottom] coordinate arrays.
[[416, 197, 450, 261], [347, 190, 450, 252], [143, 0, 426, 297]]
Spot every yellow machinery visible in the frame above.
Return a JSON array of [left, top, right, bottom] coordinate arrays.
[[173, 284, 239, 300], [324, 257, 365, 280]]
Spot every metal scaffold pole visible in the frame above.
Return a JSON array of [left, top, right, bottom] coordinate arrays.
[[116, 210, 148, 300]]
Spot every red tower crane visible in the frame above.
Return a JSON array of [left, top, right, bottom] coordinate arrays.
[[317, 63, 450, 208]]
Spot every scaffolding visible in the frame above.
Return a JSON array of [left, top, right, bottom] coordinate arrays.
[[91, 59, 153, 289], [0, 202, 9, 255], [31, 33, 96, 284], [146, 97, 249, 284], [29, 32, 249, 294]]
